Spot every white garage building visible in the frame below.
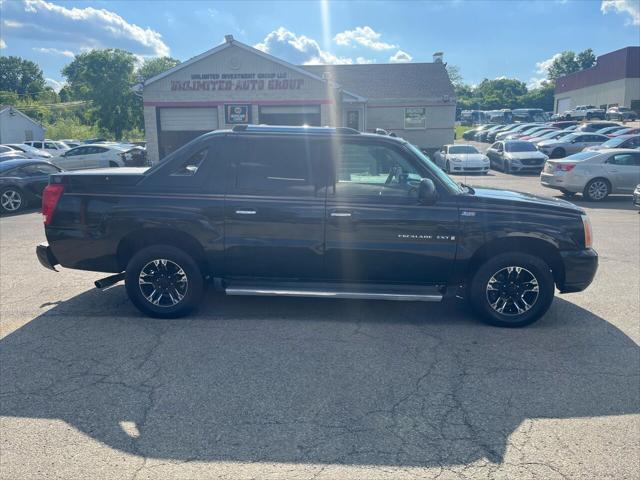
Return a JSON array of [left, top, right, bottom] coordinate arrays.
[[0, 106, 45, 144], [141, 35, 455, 162]]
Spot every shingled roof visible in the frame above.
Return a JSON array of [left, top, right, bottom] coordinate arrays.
[[301, 63, 455, 100]]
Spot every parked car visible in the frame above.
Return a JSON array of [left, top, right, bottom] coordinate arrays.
[[433, 144, 489, 174], [24, 140, 70, 156], [609, 127, 640, 137], [495, 123, 540, 141], [541, 149, 640, 201], [464, 123, 496, 140], [633, 184, 640, 209], [605, 106, 637, 121], [486, 123, 522, 143], [2, 143, 53, 159], [0, 159, 62, 214], [584, 134, 640, 152], [538, 133, 609, 158], [575, 121, 620, 133], [546, 120, 579, 129], [475, 124, 504, 142], [531, 130, 575, 146], [0, 152, 29, 161], [594, 125, 629, 136], [60, 139, 82, 148], [36, 125, 598, 328], [51, 144, 148, 170], [519, 128, 559, 142], [563, 105, 605, 121], [505, 126, 555, 141], [486, 140, 548, 173]]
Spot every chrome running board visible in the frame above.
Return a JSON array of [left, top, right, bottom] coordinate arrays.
[[225, 283, 443, 302]]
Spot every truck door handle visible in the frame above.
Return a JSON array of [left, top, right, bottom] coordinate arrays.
[[235, 209, 256, 215], [330, 212, 352, 217]]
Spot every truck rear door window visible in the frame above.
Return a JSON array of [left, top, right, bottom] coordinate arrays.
[[234, 137, 315, 196], [171, 149, 208, 176]]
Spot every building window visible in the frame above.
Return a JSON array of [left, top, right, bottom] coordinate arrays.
[[404, 107, 426, 129]]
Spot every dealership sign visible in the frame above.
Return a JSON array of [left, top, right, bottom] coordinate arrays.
[[225, 104, 251, 124], [171, 72, 305, 91]]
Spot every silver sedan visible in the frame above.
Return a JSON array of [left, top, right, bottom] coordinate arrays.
[[537, 132, 609, 158], [540, 148, 640, 201]]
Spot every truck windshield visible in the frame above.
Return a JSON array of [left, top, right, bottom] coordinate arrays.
[[405, 143, 464, 194]]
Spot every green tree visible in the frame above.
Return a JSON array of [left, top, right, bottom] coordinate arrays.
[[576, 48, 596, 70], [520, 81, 555, 111], [62, 49, 139, 140], [474, 78, 528, 109], [0, 56, 46, 97], [445, 64, 463, 88], [547, 49, 596, 80], [137, 56, 181, 82]]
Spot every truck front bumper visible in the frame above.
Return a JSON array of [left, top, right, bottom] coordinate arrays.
[[36, 242, 59, 271], [559, 248, 598, 293]]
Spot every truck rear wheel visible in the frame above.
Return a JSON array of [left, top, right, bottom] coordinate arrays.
[[125, 245, 204, 318], [468, 253, 555, 327]]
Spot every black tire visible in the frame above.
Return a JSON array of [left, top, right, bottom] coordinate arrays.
[[468, 252, 555, 328], [125, 245, 204, 318], [504, 159, 511, 174], [551, 148, 565, 159], [0, 186, 25, 214], [586, 113, 592, 121], [559, 188, 576, 197], [446, 160, 452, 174], [583, 178, 610, 202]]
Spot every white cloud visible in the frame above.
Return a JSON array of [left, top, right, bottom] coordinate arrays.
[[535, 52, 562, 75], [527, 77, 548, 89], [0, 38, 6, 49], [3, 0, 169, 56], [333, 26, 396, 50], [389, 50, 412, 63], [45, 78, 64, 92], [356, 57, 375, 64], [601, 0, 640, 25], [254, 27, 359, 65], [33, 47, 74, 58]]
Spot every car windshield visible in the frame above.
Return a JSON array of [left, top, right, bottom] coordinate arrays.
[[54, 142, 69, 149], [448, 145, 479, 154], [565, 151, 600, 161], [505, 141, 537, 152], [601, 136, 633, 148], [405, 143, 464, 194]]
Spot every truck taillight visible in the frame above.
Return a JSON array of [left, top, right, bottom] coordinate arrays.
[[42, 184, 64, 225], [582, 214, 593, 249], [556, 163, 576, 172]]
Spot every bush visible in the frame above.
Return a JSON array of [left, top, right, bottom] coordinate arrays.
[[44, 117, 101, 140]]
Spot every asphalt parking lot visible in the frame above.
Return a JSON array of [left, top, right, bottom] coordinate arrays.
[[1, 173, 638, 479]]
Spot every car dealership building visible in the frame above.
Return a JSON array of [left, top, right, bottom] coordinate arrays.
[[554, 46, 640, 115], [141, 35, 455, 163]]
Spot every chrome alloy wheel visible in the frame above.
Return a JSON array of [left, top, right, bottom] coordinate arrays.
[[486, 266, 539, 316], [138, 259, 188, 307], [1, 189, 22, 212], [587, 180, 608, 200]]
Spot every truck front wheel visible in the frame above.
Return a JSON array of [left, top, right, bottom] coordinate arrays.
[[468, 252, 555, 327], [125, 245, 204, 318]]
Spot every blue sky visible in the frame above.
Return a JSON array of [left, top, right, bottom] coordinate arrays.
[[1, 0, 639, 91]]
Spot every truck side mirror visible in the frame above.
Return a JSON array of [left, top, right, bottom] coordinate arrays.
[[418, 178, 438, 206]]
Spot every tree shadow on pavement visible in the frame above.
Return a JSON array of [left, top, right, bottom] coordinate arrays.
[[1, 287, 638, 467]]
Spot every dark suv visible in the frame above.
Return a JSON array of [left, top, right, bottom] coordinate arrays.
[[37, 125, 598, 327]]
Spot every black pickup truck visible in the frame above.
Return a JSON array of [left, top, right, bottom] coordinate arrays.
[[36, 125, 598, 327]]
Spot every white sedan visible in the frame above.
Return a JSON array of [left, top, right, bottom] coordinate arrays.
[[50, 144, 147, 171], [433, 144, 490, 174], [24, 140, 69, 156]]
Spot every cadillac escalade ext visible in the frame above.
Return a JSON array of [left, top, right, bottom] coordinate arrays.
[[36, 125, 598, 327]]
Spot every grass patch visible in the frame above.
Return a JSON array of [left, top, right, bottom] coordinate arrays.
[[455, 125, 473, 140]]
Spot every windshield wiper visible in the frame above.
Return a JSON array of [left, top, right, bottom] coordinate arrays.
[[458, 182, 475, 194]]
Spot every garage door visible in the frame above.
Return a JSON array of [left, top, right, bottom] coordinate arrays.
[[158, 107, 218, 159], [159, 107, 218, 131], [556, 98, 571, 114], [259, 105, 321, 126]]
